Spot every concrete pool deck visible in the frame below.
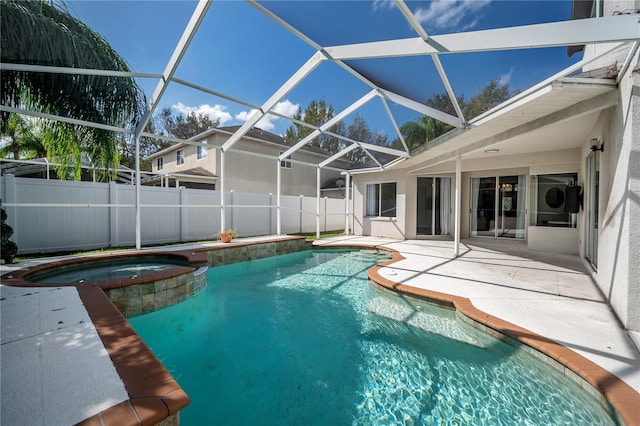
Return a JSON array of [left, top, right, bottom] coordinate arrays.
[[1, 235, 639, 425]]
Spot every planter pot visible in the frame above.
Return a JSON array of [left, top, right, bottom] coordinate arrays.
[[220, 234, 233, 243]]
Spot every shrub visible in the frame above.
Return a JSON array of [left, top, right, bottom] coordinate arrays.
[[1, 208, 18, 263]]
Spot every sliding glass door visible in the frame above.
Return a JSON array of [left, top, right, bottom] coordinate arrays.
[[470, 175, 526, 239], [416, 177, 451, 236]]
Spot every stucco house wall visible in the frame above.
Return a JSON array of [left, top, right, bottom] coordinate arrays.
[[149, 128, 349, 198], [590, 69, 639, 333]]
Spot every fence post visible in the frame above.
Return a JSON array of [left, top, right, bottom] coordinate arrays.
[[230, 190, 235, 231], [269, 193, 273, 235], [299, 194, 303, 234], [324, 197, 328, 232], [109, 181, 117, 247], [180, 187, 186, 242]]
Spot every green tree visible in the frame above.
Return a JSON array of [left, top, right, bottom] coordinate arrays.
[[343, 114, 389, 164], [284, 99, 344, 153], [464, 79, 510, 120], [394, 79, 513, 150], [119, 115, 171, 170], [158, 107, 220, 140], [1, 0, 145, 180], [0, 114, 46, 160]]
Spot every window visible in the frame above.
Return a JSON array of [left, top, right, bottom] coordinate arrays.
[[280, 152, 292, 169], [530, 173, 578, 228], [156, 157, 163, 171], [197, 142, 207, 160], [366, 182, 397, 217], [176, 149, 185, 165]]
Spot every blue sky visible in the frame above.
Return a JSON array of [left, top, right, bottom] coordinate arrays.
[[68, 0, 580, 138]]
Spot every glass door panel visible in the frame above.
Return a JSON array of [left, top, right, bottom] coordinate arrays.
[[471, 175, 525, 239], [417, 177, 451, 236], [471, 177, 496, 237], [416, 177, 433, 235], [497, 176, 526, 239]]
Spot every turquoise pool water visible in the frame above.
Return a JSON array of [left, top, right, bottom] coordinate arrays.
[[29, 257, 188, 283], [129, 249, 616, 425]]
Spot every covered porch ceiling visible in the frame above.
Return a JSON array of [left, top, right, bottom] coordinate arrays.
[[402, 76, 618, 174]]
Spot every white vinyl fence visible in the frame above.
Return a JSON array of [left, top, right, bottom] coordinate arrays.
[[1, 175, 350, 254]]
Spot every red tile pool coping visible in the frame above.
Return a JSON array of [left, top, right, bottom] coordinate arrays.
[[2, 237, 638, 425], [1, 250, 210, 426]]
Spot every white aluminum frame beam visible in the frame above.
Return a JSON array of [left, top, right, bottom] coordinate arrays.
[[316, 167, 321, 239], [318, 144, 359, 168], [454, 155, 461, 257], [320, 131, 408, 159], [380, 89, 462, 128], [132, 0, 211, 249], [394, 0, 465, 124], [0, 63, 162, 79], [171, 77, 260, 110], [279, 89, 378, 160], [325, 15, 640, 60], [357, 141, 410, 158], [135, 0, 212, 139], [222, 51, 324, 152], [344, 172, 350, 235], [363, 148, 383, 169], [250, 2, 435, 158], [379, 96, 409, 153], [0, 105, 131, 134]]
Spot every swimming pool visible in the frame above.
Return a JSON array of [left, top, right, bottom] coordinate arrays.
[[129, 249, 616, 425]]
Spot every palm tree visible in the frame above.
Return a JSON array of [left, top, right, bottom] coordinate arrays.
[[0, 114, 46, 160], [0, 0, 145, 180]]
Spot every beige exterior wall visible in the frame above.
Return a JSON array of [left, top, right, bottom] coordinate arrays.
[[353, 168, 408, 239], [150, 133, 347, 197], [152, 142, 216, 176], [353, 149, 582, 248], [588, 70, 639, 333]]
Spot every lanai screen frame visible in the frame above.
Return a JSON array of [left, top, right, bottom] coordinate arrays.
[[1, 0, 638, 251]]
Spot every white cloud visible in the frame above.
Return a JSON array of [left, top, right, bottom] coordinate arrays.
[[172, 102, 233, 125], [372, 0, 394, 11], [498, 67, 515, 86], [271, 99, 299, 117], [413, 0, 492, 31], [235, 99, 299, 132]]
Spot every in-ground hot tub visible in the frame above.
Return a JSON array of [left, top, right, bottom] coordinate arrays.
[[2, 251, 209, 317], [27, 256, 191, 283]]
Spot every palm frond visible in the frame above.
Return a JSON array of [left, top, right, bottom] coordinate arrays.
[[1, 0, 146, 178]]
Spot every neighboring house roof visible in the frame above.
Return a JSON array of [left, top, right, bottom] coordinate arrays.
[[174, 166, 216, 177], [148, 126, 352, 168], [140, 166, 217, 185]]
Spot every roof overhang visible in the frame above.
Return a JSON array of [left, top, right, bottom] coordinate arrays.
[[396, 77, 618, 174]]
